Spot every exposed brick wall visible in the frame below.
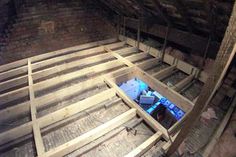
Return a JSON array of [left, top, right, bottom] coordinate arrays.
[[0, 0, 116, 64]]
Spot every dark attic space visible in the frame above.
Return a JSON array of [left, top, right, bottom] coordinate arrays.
[[0, 0, 235, 157]]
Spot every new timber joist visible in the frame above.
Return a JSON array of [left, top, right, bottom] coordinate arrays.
[[0, 36, 209, 156]]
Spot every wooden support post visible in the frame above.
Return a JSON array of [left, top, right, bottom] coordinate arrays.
[[167, 3, 236, 154], [137, 18, 141, 49], [161, 25, 170, 61], [27, 59, 45, 156]]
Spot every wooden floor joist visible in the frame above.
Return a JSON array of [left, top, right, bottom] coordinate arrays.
[[172, 75, 194, 92], [0, 38, 117, 73], [124, 131, 163, 157], [28, 59, 45, 156], [0, 88, 116, 145], [152, 65, 177, 80], [40, 109, 137, 157], [0, 36, 210, 156]]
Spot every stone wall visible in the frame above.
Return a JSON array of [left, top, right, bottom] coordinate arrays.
[[0, 0, 116, 64]]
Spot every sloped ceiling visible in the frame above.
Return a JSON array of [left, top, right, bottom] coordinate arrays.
[[99, 0, 234, 43]]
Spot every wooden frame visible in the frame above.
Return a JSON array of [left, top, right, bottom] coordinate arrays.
[[0, 35, 212, 156]]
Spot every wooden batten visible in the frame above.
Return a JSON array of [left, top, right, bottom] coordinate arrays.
[[0, 88, 116, 145], [152, 65, 177, 80], [134, 68, 194, 112], [0, 38, 117, 74], [124, 131, 163, 157], [119, 35, 208, 83], [0, 33, 217, 156], [104, 76, 169, 139], [40, 109, 137, 157], [172, 75, 194, 92]]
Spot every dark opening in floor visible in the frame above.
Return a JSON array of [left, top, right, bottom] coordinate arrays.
[[118, 78, 185, 129]]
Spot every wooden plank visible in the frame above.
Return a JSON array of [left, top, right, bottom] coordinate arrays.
[[126, 53, 150, 63], [31, 46, 105, 71], [40, 109, 137, 157], [137, 58, 161, 70], [0, 39, 118, 82], [32, 53, 114, 81], [0, 77, 104, 124], [0, 59, 28, 74], [152, 65, 176, 80], [32, 41, 124, 71], [115, 47, 139, 56], [0, 75, 28, 93], [104, 46, 135, 67], [134, 67, 194, 112], [104, 41, 126, 50], [0, 61, 118, 108], [193, 96, 199, 104], [0, 101, 30, 124], [0, 61, 127, 122], [64, 118, 143, 157], [0, 98, 123, 152], [31, 41, 125, 71], [111, 71, 135, 85], [0, 88, 116, 145], [0, 38, 117, 73], [31, 38, 117, 64], [0, 50, 109, 94], [0, 50, 120, 100], [0, 65, 28, 82], [0, 86, 28, 106], [28, 59, 45, 156], [104, 76, 169, 139], [172, 75, 194, 92], [33, 60, 124, 92], [39, 88, 116, 128], [124, 131, 163, 157]]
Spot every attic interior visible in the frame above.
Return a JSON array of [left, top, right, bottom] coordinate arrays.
[[0, 0, 235, 157]]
